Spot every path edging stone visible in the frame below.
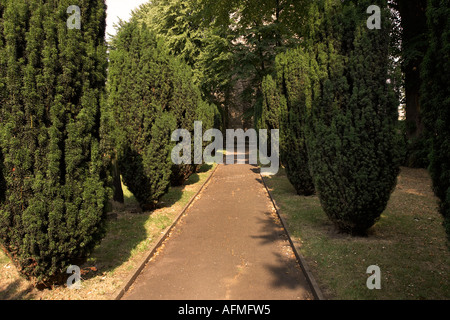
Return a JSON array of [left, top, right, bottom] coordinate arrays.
[[260, 172, 325, 301], [111, 164, 220, 300]]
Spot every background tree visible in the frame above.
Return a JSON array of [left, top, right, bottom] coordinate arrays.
[[0, 0, 109, 284], [134, 0, 309, 130], [168, 56, 215, 185], [133, 0, 233, 130], [210, 0, 308, 128]]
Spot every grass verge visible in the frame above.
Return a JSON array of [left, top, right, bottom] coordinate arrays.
[[263, 167, 449, 300], [0, 164, 217, 300]]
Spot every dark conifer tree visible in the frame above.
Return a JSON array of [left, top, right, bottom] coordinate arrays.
[[168, 57, 200, 186], [0, 0, 109, 283], [276, 49, 315, 196], [306, 0, 401, 235], [256, 74, 286, 165], [108, 21, 176, 210], [109, 20, 215, 208], [421, 0, 450, 240]]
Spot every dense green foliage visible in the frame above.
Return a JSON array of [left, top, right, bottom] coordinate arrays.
[[250, 0, 405, 232], [256, 74, 285, 161], [305, 0, 402, 235], [258, 49, 315, 196], [255, 1, 402, 225], [421, 0, 450, 240], [277, 49, 315, 196], [133, 0, 310, 129], [108, 21, 175, 209], [257, 75, 280, 134], [133, 0, 233, 127], [0, 0, 109, 283], [108, 21, 216, 209]]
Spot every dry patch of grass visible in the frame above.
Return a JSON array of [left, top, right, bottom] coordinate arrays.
[[0, 164, 216, 300], [264, 167, 450, 300]]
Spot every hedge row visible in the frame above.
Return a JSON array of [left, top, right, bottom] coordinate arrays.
[[0, 2, 216, 284], [256, 0, 402, 235]]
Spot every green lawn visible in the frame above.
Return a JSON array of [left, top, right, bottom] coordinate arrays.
[[263, 167, 450, 300]]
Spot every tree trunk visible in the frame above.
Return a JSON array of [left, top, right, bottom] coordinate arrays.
[[404, 67, 423, 139], [112, 157, 124, 203]]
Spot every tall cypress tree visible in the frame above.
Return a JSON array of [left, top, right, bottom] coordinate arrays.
[[306, 0, 401, 235], [0, 0, 109, 284], [168, 57, 200, 186], [276, 48, 315, 196], [256, 74, 286, 163], [108, 21, 176, 210], [421, 0, 450, 240]]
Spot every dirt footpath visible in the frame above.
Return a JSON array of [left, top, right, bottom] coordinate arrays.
[[122, 163, 314, 300]]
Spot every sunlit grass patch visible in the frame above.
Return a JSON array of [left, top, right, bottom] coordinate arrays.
[[263, 167, 450, 300]]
